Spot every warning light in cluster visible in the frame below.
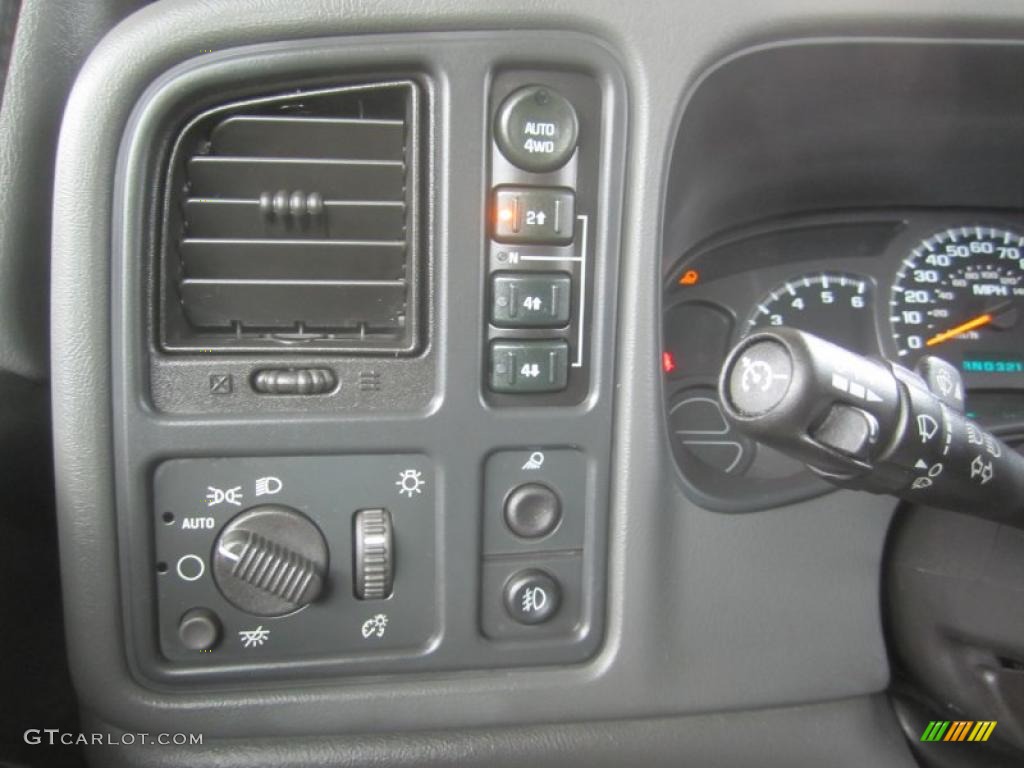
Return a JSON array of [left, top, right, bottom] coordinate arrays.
[[662, 351, 677, 374], [679, 269, 700, 286]]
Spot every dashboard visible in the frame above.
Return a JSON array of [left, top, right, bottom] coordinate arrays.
[[26, 0, 1024, 765], [664, 212, 1024, 505]]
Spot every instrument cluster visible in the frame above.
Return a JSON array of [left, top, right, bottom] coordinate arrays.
[[663, 211, 1024, 507]]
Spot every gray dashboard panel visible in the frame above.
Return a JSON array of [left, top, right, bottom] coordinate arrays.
[[50, 0, 1024, 764], [0, 0, 140, 381], [112, 33, 622, 685], [82, 695, 911, 768]]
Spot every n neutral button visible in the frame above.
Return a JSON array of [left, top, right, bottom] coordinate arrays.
[[492, 272, 571, 328], [489, 340, 569, 393]]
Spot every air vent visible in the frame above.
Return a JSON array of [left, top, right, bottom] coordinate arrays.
[[159, 80, 422, 353]]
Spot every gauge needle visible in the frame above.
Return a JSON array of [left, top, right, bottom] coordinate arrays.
[[925, 313, 993, 347], [925, 300, 1016, 347]]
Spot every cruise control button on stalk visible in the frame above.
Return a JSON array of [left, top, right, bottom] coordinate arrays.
[[811, 404, 878, 459], [727, 340, 793, 416]]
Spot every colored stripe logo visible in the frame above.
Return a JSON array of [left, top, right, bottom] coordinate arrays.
[[920, 721, 997, 742]]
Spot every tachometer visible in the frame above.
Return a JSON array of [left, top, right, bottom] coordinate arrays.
[[890, 227, 1024, 372], [743, 272, 874, 353]]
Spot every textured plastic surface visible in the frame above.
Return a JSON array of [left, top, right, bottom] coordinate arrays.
[[55, 13, 899, 754], [54, 15, 905, 756], [662, 39, 1024, 270], [97, 33, 620, 689], [887, 501, 1024, 752], [82, 695, 915, 768], [49, 0, 1000, 765], [117, 40, 618, 684], [0, 0, 142, 380]]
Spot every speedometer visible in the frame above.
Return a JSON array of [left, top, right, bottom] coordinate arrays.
[[890, 227, 1024, 373]]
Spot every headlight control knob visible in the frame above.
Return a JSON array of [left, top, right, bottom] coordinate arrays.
[[353, 508, 394, 600], [212, 504, 328, 617]]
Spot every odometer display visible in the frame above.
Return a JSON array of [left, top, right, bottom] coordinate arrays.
[[961, 356, 1024, 375], [891, 227, 1024, 371]]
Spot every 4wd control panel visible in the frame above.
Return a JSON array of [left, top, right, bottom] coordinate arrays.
[[485, 71, 603, 404]]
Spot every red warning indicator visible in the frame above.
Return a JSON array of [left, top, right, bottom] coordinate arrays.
[[662, 351, 677, 374]]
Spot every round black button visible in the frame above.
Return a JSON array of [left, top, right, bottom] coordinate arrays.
[[726, 340, 794, 416], [495, 85, 579, 173], [504, 483, 562, 539], [178, 607, 222, 651], [503, 569, 561, 625]]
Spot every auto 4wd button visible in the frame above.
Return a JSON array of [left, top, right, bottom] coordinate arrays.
[[495, 85, 579, 173]]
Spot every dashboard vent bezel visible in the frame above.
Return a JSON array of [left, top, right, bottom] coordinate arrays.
[[158, 79, 423, 355]]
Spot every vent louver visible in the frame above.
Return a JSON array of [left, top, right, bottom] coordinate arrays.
[[160, 80, 422, 353]]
